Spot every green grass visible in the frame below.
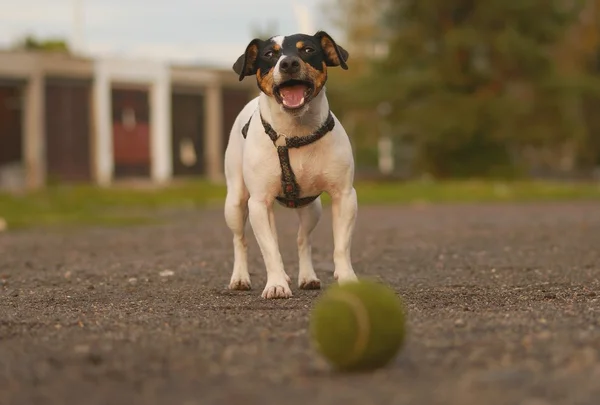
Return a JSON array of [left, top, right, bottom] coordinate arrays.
[[350, 179, 600, 205], [0, 180, 225, 230], [1, 179, 599, 230]]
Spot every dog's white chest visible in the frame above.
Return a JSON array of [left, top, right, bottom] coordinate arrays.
[[243, 137, 335, 199], [285, 148, 328, 195], [239, 103, 354, 203]]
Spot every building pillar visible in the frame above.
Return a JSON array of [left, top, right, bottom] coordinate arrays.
[[205, 83, 224, 182], [92, 66, 112, 186], [23, 69, 45, 190], [150, 71, 172, 184]]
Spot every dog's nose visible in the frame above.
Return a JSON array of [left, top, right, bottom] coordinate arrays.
[[279, 56, 301, 74]]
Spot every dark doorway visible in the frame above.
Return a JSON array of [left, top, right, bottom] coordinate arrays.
[[0, 82, 24, 167], [45, 77, 92, 183], [221, 88, 252, 154], [171, 91, 205, 176]]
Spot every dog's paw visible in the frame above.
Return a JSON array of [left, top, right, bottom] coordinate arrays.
[[229, 275, 252, 291], [284, 273, 291, 284], [299, 277, 321, 290], [334, 270, 358, 284], [261, 279, 293, 299]]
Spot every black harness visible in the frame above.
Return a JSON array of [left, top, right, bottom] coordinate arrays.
[[241, 111, 335, 208]]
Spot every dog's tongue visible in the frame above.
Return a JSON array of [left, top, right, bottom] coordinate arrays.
[[280, 85, 306, 108]]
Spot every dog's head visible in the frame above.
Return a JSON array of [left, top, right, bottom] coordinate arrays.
[[232, 31, 349, 112]]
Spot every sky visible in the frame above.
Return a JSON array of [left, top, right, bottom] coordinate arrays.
[[0, 0, 342, 67]]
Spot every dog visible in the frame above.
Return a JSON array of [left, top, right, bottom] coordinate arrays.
[[223, 30, 358, 299]]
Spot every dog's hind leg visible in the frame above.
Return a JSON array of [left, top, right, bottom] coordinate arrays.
[[296, 197, 322, 290], [224, 185, 251, 290]]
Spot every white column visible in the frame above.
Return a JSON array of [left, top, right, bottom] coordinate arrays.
[[93, 64, 113, 186], [376, 102, 394, 176], [378, 135, 394, 175], [150, 69, 172, 183], [23, 69, 45, 189]]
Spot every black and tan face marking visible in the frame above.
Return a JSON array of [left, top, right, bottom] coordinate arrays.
[[232, 31, 349, 111], [256, 67, 274, 97], [319, 35, 345, 68]]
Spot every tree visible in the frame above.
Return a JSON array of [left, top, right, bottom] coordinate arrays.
[[562, 0, 600, 169], [13, 35, 70, 53], [326, 0, 592, 178]]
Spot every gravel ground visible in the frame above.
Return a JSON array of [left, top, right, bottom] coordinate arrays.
[[1, 202, 599, 405]]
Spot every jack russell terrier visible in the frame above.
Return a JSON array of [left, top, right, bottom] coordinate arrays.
[[223, 31, 358, 299]]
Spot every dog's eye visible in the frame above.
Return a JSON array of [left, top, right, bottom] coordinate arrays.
[[264, 50, 275, 58], [303, 47, 315, 54]]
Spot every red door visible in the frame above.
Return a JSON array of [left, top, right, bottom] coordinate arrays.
[[111, 88, 151, 178]]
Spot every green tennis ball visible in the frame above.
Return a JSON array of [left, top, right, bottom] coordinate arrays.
[[309, 278, 407, 372]]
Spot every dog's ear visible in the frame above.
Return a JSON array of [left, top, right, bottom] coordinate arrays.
[[232, 38, 262, 81], [314, 31, 349, 70]]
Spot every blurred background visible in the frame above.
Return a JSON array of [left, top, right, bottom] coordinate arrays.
[[1, 0, 600, 229], [324, 0, 600, 182]]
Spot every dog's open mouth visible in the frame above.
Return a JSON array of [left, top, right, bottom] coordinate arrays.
[[274, 79, 314, 110]]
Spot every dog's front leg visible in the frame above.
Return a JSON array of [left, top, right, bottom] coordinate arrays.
[[297, 198, 322, 290], [331, 187, 359, 283], [248, 196, 293, 299]]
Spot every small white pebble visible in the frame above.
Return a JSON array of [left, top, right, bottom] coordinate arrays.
[[128, 277, 138, 284], [159, 270, 174, 277]]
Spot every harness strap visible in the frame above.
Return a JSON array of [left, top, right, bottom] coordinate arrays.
[[241, 120, 251, 139], [241, 111, 335, 209]]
